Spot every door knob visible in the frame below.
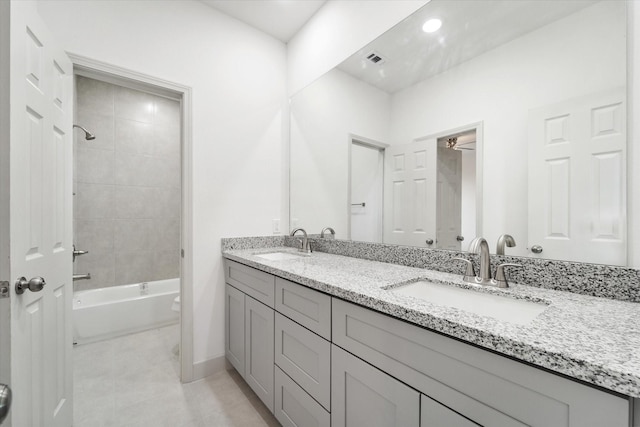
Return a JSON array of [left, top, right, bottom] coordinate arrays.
[[0, 384, 11, 425], [15, 276, 46, 295], [426, 239, 434, 245], [530, 245, 543, 254], [456, 235, 464, 242]]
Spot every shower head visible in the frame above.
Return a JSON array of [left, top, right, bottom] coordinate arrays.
[[73, 124, 96, 141]]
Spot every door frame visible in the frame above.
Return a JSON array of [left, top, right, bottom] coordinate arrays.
[[347, 134, 388, 241], [0, 0, 10, 410], [68, 53, 195, 383], [414, 121, 484, 240]]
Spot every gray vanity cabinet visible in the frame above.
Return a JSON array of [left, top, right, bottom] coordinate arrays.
[[332, 298, 629, 427], [224, 260, 276, 412], [331, 344, 420, 427]]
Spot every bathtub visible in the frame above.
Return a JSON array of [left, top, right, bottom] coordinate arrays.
[[73, 278, 180, 345]]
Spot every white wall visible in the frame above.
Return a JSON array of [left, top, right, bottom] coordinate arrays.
[[389, 1, 626, 256], [287, 0, 428, 96], [290, 68, 390, 237], [36, 0, 287, 372]]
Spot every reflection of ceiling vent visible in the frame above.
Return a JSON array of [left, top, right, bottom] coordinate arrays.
[[365, 51, 386, 65]]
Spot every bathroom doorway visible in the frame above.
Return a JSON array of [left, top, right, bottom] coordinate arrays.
[[69, 55, 194, 385], [348, 135, 387, 243]]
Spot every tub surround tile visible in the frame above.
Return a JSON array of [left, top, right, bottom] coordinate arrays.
[[74, 183, 116, 220], [114, 86, 155, 124], [76, 76, 114, 116], [75, 146, 115, 185], [222, 237, 640, 397], [115, 117, 155, 156], [76, 110, 115, 151], [115, 250, 156, 285]]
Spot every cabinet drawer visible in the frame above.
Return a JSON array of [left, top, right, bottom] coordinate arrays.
[[332, 298, 629, 427], [332, 344, 420, 427], [275, 366, 330, 427], [421, 395, 479, 427], [275, 277, 331, 340], [225, 259, 275, 307], [275, 313, 331, 410]]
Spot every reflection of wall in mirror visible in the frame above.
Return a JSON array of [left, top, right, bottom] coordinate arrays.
[[290, 69, 390, 237], [388, 1, 625, 257]]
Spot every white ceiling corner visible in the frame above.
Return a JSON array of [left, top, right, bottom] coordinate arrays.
[[200, 0, 327, 43]]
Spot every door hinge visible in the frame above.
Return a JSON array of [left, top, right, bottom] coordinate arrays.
[[181, 249, 185, 258], [0, 281, 9, 298]]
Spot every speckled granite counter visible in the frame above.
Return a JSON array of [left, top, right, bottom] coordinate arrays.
[[223, 246, 640, 398]]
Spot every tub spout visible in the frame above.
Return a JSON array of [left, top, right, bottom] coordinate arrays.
[[73, 273, 91, 281]]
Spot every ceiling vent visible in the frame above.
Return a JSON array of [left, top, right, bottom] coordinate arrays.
[[365, 51, 386, 65]]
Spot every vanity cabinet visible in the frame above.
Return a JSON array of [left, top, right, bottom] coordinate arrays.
[[332, 298, 629, 427], [224, 259, 631, 427], [224, 260, 276, 412]]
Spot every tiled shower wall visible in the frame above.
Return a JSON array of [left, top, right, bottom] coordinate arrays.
[[73, 76, 180, 291]]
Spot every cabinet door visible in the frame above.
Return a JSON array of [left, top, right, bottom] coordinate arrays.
[[422, 395, 479, 427], [245, 295, 275, 412], [225, 284, 245, 376], [332, 345, 419, 427]]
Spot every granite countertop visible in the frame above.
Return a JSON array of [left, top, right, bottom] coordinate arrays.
[[223, 246, 640, 398]]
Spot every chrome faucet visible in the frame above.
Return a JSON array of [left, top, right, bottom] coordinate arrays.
[[468, 237, 494, 285], [463, 237, 522, 288], [290, 228, 311, 253], [320, 227, 335, 239], [496, 234, 516, 255]]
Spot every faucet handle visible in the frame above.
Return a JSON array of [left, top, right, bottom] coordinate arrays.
[[453, 258, 476, 282], [495, 263, 523, 288]]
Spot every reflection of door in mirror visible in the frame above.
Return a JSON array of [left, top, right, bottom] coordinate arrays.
[[350, 140, 384, 243], [383, 128, 478, 249], [528, 88, 626, 265], [437, 131, 477, 252], [437, 142, 462, 251]]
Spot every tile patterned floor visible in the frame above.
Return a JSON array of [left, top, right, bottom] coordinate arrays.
[[73, 325, 280, 426]]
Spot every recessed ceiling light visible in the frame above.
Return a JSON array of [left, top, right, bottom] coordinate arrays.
[[422, 18, 442, 33]]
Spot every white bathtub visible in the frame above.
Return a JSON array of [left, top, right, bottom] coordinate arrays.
[[73, 278, 180, 345]]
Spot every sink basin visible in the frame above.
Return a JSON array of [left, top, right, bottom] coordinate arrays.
[[391, 281, 548, 325], [255, 252, 306, 261]]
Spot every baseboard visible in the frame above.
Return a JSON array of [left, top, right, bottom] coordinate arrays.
[[191, 354, 227, 381]]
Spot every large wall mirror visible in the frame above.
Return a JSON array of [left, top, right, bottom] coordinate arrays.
[[290, 0, 627, 266]]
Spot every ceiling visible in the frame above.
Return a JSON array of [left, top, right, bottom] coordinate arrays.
[[201, 0, 327, 43], [338, 0, 597, 93]]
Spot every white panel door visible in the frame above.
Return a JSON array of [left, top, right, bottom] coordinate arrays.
[[436, 145, 462, 250], [528, 88, 626, 265], [383, 139, 437, 247], [350, 143, 383, 243], [3, 2, 74, 426]]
